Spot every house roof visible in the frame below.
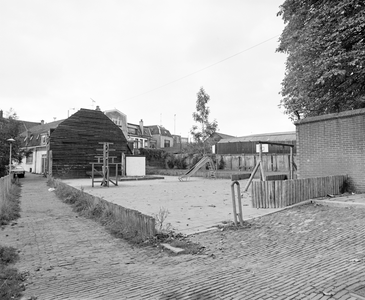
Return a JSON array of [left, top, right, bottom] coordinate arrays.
[[218, 131, 296, 143], [18, 120, 41, 132], [145, 125, 172, 137], [211, 132, 235, 139], [20, 120, 65, 147]]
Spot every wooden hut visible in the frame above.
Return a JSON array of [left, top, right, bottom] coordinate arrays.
[[49, 108, 132, 178]]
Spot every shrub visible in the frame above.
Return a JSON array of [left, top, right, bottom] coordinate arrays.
[[174, 156, 187, 169], [218, 156, 225, 170], [166, 156, 175, 169]]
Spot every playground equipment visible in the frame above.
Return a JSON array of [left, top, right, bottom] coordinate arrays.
[[230, 141, 296, 225], [90, 142, 121, 187], [178, 156, 216, 181], [243, 141, 295, 192]]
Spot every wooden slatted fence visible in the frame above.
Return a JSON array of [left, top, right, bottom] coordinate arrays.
[[251, 175, 347, 208], [0, 175, 12, 204]]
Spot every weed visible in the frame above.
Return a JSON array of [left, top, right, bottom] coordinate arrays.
[[153, 207, 171, 232], [0, 247, 19, 265]]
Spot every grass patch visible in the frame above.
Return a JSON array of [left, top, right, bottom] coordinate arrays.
[[0, 179, 23, 300], [0, 246, 24, 300], [0, 181, 21, 226]]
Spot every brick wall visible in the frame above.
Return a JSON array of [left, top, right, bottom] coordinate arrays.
[[296, 108, 365, 192]]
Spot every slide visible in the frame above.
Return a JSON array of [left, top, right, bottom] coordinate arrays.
[[178, 156, 216, 181]]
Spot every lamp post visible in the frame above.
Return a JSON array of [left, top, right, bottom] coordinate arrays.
[[7, 138, 15, 176]]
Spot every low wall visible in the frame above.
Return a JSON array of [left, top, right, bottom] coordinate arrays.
[[50, 179, 156, 240]]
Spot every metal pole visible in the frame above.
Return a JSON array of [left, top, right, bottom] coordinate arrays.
[[9, 142, 12, 175]]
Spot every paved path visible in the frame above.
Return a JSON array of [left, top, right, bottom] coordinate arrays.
[[62, 176, 280, 235], [1, 174, 365, 299]]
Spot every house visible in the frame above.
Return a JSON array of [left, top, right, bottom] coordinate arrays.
[[127, 120, 155, 151], [104, 109, 129, 140], [217, 131, 296, 155], [145, 125, 174, 148], [295, 108, 365, 192], [103, 109, 155, 151], [20, 108, 132, 178], [19, 119, 64, 173]]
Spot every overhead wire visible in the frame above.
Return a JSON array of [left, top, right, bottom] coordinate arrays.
[[113, 34, 280, 103]]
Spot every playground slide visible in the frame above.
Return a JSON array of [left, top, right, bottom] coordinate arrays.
[[178, 156, 215, 181]]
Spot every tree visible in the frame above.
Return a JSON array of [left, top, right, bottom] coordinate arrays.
[[277, 0, 365, 120], [190, 87, 218, 154], [0, 109, 23, 177]]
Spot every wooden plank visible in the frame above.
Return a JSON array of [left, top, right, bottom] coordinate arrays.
[[231, 173, 251, 181], [251, 182, 256, 208]]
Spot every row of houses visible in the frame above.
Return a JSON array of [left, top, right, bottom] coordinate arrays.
[[2, 107, 184, 177]]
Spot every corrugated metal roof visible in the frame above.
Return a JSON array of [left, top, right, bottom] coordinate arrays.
[[218, 131, 296, 143]]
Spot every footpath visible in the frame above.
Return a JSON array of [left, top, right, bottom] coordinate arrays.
[[1, 173, 365, 300]]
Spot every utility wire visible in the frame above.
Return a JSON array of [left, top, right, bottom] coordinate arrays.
[[116, 34, 280, 102]]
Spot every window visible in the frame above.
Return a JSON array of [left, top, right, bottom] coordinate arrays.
[[26, 153, 33, 164], [164, 140, 170, 148], [41, 135, 47, 145]]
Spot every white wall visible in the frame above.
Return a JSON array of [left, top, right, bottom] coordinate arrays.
[[126, 156, 146, 176]]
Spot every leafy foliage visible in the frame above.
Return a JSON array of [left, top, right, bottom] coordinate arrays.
[[190, 87, 218, 150], [277, 0, 365, 120], [0, 110, 23, 177]]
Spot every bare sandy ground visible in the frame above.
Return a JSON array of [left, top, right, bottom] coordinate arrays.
[[62, 176, 281, 234]]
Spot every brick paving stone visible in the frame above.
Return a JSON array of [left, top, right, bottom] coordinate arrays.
[[2, 174, 365, 299]]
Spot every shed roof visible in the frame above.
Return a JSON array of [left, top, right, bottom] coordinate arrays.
[[218, 131, 296, 143]]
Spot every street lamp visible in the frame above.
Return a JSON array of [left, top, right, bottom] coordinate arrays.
[[7, 138, 15, 175]]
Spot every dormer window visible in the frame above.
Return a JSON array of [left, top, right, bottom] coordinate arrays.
[[41, 135, 47, 145]]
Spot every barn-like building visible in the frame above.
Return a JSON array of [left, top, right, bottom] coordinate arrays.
[[21, 108, 132, 179]]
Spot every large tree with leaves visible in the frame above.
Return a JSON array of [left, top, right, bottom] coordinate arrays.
[[190, 87, 218, 153], [277, 0, 365, 120], [0, 109, 23, 177]]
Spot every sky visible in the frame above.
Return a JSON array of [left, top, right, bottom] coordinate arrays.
[[0, 0, 294, 138]]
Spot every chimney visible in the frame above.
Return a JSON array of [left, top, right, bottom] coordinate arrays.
[[0, 110, 3, 119], [95, 106, 101, 111], [139, 119, 144, 134], [41, 120, 44, 125]]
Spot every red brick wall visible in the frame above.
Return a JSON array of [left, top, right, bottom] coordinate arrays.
[[296, 108, 365, 192]]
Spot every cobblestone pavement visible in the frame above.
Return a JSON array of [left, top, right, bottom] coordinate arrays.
[[1, 174, 365, 300]]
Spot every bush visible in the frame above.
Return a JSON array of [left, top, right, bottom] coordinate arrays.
[[218, 156, 225, 170], [174, 156, 187, 169], [166, 156, 175, 169]]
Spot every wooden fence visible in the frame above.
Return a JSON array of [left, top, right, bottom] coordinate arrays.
[[0, 175, 12, 204], [251, 175, 347, 208]]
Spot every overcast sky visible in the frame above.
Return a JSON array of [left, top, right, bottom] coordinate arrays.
[[0, 0, 293, 138]]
